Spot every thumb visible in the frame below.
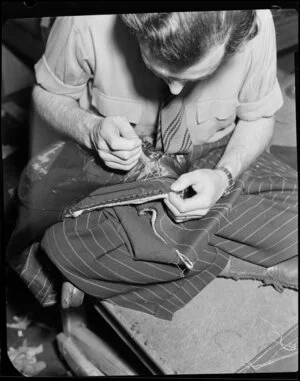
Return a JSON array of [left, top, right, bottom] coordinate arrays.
[[171, 173, 195, 192], [114, 116, 140, 141]]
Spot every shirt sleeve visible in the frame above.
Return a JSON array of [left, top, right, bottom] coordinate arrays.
[[236, 10, 283, 121], [34, 17, 93, 100]]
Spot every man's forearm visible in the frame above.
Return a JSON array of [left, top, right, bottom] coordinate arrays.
[[32, 85, 103, 149], [216, 117, 274, 179]]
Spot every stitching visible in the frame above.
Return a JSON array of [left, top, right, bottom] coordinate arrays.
[[69, 187, 168, 214]]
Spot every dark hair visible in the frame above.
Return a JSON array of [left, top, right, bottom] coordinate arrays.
[[121, 11, 258, 70]]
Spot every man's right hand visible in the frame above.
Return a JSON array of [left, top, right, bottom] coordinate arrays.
[[90, 116, 142, 171]]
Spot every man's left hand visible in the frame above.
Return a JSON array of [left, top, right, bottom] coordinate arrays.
[[164, 169, 228, 223]]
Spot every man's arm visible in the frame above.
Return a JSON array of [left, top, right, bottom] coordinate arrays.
[[215, 116, 274, 182], [32, 85, 102, 149], [164, 117, 274, 222], [32, 85, 142, 170]]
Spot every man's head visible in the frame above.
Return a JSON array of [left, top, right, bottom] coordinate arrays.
[[121, 11, 258, 94]]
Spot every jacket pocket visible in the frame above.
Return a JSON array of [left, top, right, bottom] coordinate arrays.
[[91, 88, 143, 124]]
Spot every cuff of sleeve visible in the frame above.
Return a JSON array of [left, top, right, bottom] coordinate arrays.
[[237, 80, 284, 121], [34, 55, 87, 99]]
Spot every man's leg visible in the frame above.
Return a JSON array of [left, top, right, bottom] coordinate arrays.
[[40, 149, 297, 319], [40, 205, 228, 320], [215, 151, 298, 291]]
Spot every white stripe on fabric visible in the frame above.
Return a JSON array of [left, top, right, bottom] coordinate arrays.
[[250, 218, 298, 251], [27, 266, 42, 288], [40, 282, 54, 304], [257, 241, 298, 265], [237, 205, 295, 243], [20, 244, 35, 276], [75, 219, 149, 283], [35, 274, 49, 298], [45, 232, 124, 293]]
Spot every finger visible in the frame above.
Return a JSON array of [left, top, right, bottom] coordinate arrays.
[[94, 134, 110, 151], [115, 116, 140, 139], [164, 198, 180, 217], [107, 134, 141, 151], [99, 146, 142, 162], [165, 197, 206, 217], [174, 215, 204, 223], [105, 159, 139, 171], [171, 172, 203, 193], [111, 146, 142, 161], [164, 198, 208, 218], [177, 210, 209, 218], [99, 148, 142, 166], [168, 192, 210, 213], [106, 117, 141, 151]]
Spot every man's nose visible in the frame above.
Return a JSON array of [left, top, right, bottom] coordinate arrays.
[[168, 81, 185, 95]]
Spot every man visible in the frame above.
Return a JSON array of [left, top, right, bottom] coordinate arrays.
[[10, 10, 298, 319]]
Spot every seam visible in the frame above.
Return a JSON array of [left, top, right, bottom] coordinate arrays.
[[71, 187, 167, 210], [66, 188, 169, 217], [42, 55, 87, 90]]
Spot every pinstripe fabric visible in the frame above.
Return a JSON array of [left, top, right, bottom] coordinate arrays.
[[40, 136, 298, 320], [16, 242, 61, 306], [156, 95, 193, 154], [212, 153, 298, 268]]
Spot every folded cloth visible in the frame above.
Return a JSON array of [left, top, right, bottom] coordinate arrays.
[[6, 134, 233, 308], [63, 178, 174, 218], [7, 132, 297, 318], [6, 138, 189, 258]]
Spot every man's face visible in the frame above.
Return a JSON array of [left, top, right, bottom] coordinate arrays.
[[140, 43, 225, 95]]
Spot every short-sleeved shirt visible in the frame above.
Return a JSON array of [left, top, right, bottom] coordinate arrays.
[[35, 10, 283, 145]]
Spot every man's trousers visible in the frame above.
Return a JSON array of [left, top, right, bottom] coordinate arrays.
[[40, 136, 298, 320]]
